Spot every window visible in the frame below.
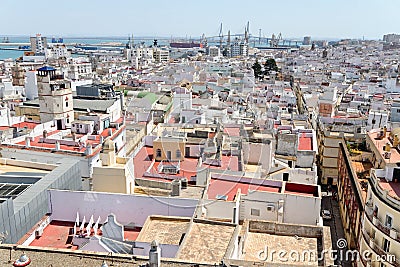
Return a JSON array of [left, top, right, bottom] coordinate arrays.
[[176, 149, 181, 159], [66, 101, 69, 107], [283, 173, 289, 181], [251, 208, 260, 216], [156, 149, 161, 158], [383, 238, 390, 252], [385, 215, 393, 228]]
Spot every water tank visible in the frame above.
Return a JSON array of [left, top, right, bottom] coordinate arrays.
[[181, 178, 188, 189], [171, 180, 181, 196]]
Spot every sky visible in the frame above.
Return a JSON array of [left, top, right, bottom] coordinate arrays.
[[1, 0, 399, 40]]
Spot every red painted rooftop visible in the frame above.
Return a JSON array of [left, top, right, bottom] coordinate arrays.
[[12, 121, 39, 129], [29, 220, 140, 250], [298, 133, 313, 151], [207, 175, 282, 201]]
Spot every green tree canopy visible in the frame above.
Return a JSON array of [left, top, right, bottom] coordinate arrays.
[[252, 60, 262, 79], [264, 58, 278, 75]]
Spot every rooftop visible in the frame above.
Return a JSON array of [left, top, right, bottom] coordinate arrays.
[[368, 129, 400, 164], [136, 216, 190, 245], [27, 220, 141, 250], [298, 133, 313, 151], [241, 232, 318, 265], [207, 174, 282, 201], [176, 220, 236, 264]]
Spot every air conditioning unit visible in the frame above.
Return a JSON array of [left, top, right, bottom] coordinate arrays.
[[266, 205, 276, 212], [35, 228, 43, 238]]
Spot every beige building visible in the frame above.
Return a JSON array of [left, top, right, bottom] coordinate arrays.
[[37, 66, 74, 127], [359, 169, 400, 267], [15, 104, 40, 121], [153, 136, 186, 162], [92, 140, 135, 194], [358, 128, 400, 266]]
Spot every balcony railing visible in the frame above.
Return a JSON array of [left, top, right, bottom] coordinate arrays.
[[362, 230, 400, 267], [365, 206, 400, 243]]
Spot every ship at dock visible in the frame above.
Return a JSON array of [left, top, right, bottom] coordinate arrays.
[[169, 41, 203, 48]]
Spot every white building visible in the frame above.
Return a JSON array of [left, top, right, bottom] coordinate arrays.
[[25, 70, 38, 100], [30, 34, 47, 55]]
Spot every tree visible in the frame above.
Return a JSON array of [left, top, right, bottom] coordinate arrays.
[[263, 58, 278, 75], [252, 60, 262, 79]]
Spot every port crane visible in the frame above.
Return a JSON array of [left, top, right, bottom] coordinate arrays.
[[270, 33, 282, 47], [218, 23, 224, 50]]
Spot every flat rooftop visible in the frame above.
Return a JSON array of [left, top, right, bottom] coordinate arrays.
[[207, 174, 282, 201], [0, 163, 49, 176], [134, 186, 204, 199], [367, 129, 400, 163], [0, 162, 50, 202], [242, 232, 318, 265], [377, 177, 400, 199], [136, 216, 190, 245], [176, 220, 236, 264], [298, 133, 313, 151], [207, 176, 281, 201], [28, 220, 140, 250], [134, 145, 239, 180]]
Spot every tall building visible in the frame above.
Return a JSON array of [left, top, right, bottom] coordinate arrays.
[[30, 34, 48, 55], [230, 38, 248, 57], [303, 36, 311, 45], [383, 33, 400, 43], [37, 66, 74, 127]]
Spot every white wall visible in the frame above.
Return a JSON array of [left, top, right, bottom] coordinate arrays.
[[242, 142, 273, 173], [202, 199, 236, 220], [48, 190, 198, 227]]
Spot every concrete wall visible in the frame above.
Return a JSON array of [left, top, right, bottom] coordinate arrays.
[[48, 190, 198, 227], [242, 190, 320, 226], [202, 199, 236, 221], [242, 141, 273, 172], [153, 139, 185, 161]]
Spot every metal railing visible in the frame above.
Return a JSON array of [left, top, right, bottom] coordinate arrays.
[[365, 206, 400, 243], [362, 230, 400, 267]]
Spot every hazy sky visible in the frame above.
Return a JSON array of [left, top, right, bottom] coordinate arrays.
[[1, 0, 399, 39]]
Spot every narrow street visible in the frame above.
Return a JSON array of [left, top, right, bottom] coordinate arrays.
[[321, 188, 352, 267]]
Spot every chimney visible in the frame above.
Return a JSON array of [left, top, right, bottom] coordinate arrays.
[[100, 136, 104, 144], [171, 179, 181, 196], [384, 125, 387, 137], [43, 130, 48, 139], [149, 240, 161, 267], [25, 137, 31, 147], [55, 141, 60, 151], [108, 128, 113, 136], [85, 145, 93, 155], [72, 132, 76, 141]]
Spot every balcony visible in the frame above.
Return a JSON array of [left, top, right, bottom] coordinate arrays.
[[365, 206, 400, 243], [362, 230, 400, 267]]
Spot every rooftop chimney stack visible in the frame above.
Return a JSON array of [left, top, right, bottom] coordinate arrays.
[[55, 141, 60, 151], [149, 240, 161, 267], [25, 137, 31, 148]]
